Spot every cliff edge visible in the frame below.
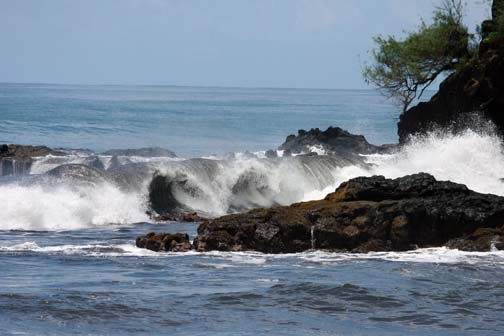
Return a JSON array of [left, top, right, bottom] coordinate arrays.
[[398, 0, 504, 142]]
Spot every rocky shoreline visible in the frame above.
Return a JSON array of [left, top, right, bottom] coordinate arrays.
[[5, 2, 504, 254], [136, 173, 504, 253], [398, 0, 504, 142]]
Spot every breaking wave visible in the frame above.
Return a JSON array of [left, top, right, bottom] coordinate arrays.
[[1, 128, 504, 230], [367, 129, 504, 196], [0, 182, 148, 231]]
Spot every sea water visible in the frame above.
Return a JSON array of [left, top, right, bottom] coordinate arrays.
[[0, 83, 397, 156], [1, 83, 504, 335]]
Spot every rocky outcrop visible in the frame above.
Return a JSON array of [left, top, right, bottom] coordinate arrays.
[[398, 0, 504, 142], [189, 173, 504, 253], [0, 144, 64, 176], [278, 127, 395, 157], [102, 147, 176, 158], [136, 232, 192, 252]]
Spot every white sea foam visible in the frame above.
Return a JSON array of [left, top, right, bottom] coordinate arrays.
[[297, 247, 504, 265], [307, 144, 327, 155], [154, 155, 348, 216], [198, 248, 504, 267], [301, 129, 504, 200], [0, 182, 148, 231], [365, 129, 504, 196], [30, 154, 184, 174], [3, 240, 504, 266]]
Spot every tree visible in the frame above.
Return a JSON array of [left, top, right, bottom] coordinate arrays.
[[363, 0, 471, 112]]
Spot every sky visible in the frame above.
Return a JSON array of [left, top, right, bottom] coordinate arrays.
[[0, 0, 491, 89]]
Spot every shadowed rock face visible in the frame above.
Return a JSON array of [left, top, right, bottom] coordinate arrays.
[[190, 173, 504, 253]]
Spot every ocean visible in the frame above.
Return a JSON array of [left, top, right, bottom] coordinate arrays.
[[1, 83, 504, 335]]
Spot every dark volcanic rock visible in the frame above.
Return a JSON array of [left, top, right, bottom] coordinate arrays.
[[193, 173, 504, 253], [278, 126, 395, 157], [398, 1, 504, 142], [0, 144, 64, 176], [136, 232, 192, 252], [102, 147, 176, 158], [445, 227, 504, 252]]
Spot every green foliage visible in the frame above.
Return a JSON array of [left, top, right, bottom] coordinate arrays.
[[485, 1, 504, 44], [363, 0, 471, 112]]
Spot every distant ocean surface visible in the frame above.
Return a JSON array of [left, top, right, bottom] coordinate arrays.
[[1, 83, 504, 336], [0, 83, 399, 156]]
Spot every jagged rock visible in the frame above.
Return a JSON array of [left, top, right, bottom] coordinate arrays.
[[278, 126, 395, 157], [102, 147, 176, 158], [136, 232, 191, 252], [193, 173, 504, 253]]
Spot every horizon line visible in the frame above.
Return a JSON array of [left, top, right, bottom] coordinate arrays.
[[0, 80, 384, 92]]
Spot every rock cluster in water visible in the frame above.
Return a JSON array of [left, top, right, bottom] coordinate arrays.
[[277, 126, 395, 157], [0, 144, 64, 176], [137, 173, 504, 253]]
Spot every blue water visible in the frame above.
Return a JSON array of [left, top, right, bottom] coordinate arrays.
[[0, 83, 399, 156], [2, 223, 504, 336], [1, 83, 504, 335]]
